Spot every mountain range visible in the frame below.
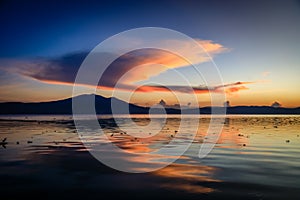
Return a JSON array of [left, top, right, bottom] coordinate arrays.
[[0, 94, 299, 115]]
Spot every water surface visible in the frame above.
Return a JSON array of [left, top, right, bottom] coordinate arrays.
[[0, 115, 299, 199]]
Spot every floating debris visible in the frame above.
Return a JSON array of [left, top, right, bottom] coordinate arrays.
[[174, 130, 178, 133], [243, 144, 246, 146], [171, 135, 174, 138], [110, 134, 114, 137], [274, 126, 278, 128], [16, 141, 19, 145], [238, 134, 244, 137], [0, 138, 8, 147], [27, 141, 33, 144], [286, 140, 290, 143]]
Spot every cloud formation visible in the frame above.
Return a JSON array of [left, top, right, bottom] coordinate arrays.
[[0, 38, 253, 95], [135, 81, 253, 94]]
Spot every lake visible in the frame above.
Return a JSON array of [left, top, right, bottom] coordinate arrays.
[[0, 115, 299, 199]]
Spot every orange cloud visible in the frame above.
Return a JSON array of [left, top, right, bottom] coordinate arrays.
[[0, 39, 227, 89], [225, 86, 249, 93], [0, 39, 256, 97], [132, 81, 254, 95]]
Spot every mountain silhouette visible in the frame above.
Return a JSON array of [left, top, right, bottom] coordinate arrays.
[[0, 94, 299, 114], [0, 94, 147, 114]]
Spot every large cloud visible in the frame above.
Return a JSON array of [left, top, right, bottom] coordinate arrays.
[[0, 39, 253, 94]]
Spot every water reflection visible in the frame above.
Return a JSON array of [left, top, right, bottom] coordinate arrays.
[[0, 115, 300, 197], [153, 163, 220, 193]]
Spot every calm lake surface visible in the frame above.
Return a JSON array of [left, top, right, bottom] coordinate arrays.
[[0, 115, 299, 199]]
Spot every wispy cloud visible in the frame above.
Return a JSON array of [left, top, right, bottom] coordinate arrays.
[[135, 81, 254, 94], [262, 71, 271, 77]]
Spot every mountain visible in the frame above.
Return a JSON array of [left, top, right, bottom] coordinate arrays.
[[195, 106, 300, 114], [0, 94, 149, 114], [226, 106, 300, 114], [0, 94, 299, 114]]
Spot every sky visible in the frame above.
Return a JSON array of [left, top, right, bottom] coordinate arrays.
[[0, 0, 299, 107]]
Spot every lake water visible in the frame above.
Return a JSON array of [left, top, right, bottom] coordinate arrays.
[[0, 115, 299, 199]]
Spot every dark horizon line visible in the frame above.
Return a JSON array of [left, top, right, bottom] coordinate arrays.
[[0, 93, 299, 109]]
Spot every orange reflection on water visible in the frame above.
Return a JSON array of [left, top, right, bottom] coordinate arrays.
[[153, 162, 220, 193], [196, 117, 250, 148]]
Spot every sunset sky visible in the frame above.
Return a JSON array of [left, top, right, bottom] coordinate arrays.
[[0, 0, 299, 107]]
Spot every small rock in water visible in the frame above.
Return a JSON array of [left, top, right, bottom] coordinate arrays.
[[171, 135, 174, 138], [27, 141, 33, 144], [238, 134, 243, 137], [174, 130, 178, 133], [16, 141, 19, 145], [274, 126, 278, 128], [110, 134, 114, 137], [297, 135, 299, 137], [243, 144, 246, 146], [286, 140, 290, 143]]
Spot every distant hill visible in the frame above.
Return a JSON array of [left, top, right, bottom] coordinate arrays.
[[226, 106, 300, 114], [0, 94, 148, 114], [0, 94, 299, 114]]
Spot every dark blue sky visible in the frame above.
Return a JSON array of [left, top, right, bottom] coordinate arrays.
[[1, 0, 298, 58], [0, 0, 300, 106]]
